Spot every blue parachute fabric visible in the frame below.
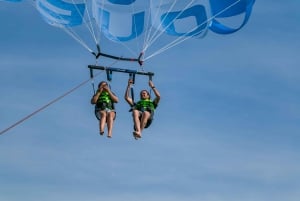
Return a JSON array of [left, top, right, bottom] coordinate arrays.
[[107, 0, 135, 5], [160, 5, 208, 37], [209, 0, 256, 34], [3, 0, 256, 60], [100, 10, 145, 42], [1, 0, 22, 2], [93, 0, 145, 42], [36, 0, 85, 27], [3, 0, 256, 36]]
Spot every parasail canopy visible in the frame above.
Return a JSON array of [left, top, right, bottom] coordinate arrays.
[[2, 0, 256, 63]]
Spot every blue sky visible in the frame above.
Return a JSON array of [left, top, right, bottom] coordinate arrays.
[[1, 1, 300, 201]]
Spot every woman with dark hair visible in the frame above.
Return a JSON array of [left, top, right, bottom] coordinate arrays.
[[91, 81, 119, 138], [124, 79, 161, 139]]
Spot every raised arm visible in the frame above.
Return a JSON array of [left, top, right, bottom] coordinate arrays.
[[124, 79, 134, 106], [149, 80, 161, 105]]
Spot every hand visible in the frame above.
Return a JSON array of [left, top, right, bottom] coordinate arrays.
[[149, 80, 154, 88], [102, 85, 110, 91], [128, 79, 133, 86]]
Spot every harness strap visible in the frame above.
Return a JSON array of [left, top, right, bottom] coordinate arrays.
[[129, 73, 136, 103], [90, 68, 96, 95], [106, 69, 113, 81]]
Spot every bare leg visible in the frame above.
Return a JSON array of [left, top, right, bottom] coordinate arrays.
[[132, 110, 141, 139], [140, 111, 151, 132], [106, 111, 115, 138], [99, 110, 107, 135]]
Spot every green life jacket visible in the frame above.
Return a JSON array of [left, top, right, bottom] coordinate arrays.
[[134, 99, 155, 112], [96, 91, 114, 110]]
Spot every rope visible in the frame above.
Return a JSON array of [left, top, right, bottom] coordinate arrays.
[[0, 77, 92, 136], [0, 57, 121, 136]]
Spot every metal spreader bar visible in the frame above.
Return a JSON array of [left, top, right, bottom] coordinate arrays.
[[88, 65, 154, 82]]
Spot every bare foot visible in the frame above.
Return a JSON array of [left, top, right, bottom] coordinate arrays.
[[133, 131, 141, 140]]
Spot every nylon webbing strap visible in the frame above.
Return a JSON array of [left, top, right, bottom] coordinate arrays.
[[129, 73, 136, 102]]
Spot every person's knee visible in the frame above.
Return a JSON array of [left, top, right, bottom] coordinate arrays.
[[100, 111, 106, 117], [108, 112, 115, 120], [143, 111, 151, 118], [132, 110, 139, 117]]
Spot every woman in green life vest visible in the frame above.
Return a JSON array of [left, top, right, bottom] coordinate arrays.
[[125, 79, 161, 140], [91, 81, 119, 138]]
